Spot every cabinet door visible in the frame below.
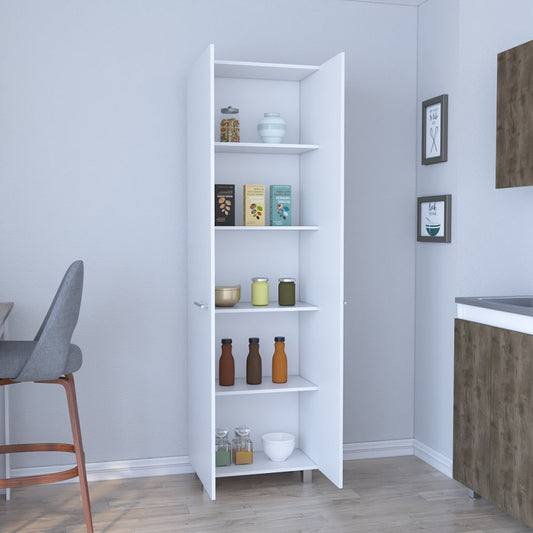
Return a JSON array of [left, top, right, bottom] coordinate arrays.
[[299, 52, 345, 488], [453, 319, 492, 496], [187, 45, 215, 499], [489, 325, 533, 526], [454, 319, 533, 527]]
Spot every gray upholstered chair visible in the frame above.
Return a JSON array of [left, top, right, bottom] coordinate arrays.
[[0, 260, 93, 533]]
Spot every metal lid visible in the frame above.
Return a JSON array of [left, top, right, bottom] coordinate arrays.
[[252, 277, 269, 282], [249, 337, 260, 343], [278, 278, 296, 283], [221, 338, 232, 344], [275, 336, 285, 342], [221, 106, 239, 114]]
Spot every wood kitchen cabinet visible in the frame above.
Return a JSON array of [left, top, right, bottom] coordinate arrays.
[[454, 318, 533, 527], [496, 39, 533, 188]]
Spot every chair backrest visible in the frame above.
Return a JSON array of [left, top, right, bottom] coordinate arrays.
[[16, 260, 84, 381]]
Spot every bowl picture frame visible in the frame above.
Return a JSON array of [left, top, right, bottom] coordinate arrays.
[[417, 195, 452, 243]]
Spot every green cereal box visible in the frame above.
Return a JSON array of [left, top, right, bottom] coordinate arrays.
[[215, 184, 235, 226], [270, 185, 291, 226], [243, 185, 265, 226]]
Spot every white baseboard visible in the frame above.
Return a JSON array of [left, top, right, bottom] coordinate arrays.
[[343, 438, 452, 479], [343, 439, 415, 460], [413, 440, 453, 478], [10, 455, 194, 484], [6, 439, 452, 486]]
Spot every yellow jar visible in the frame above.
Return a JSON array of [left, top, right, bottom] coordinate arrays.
[[251, 277, 269, 306]]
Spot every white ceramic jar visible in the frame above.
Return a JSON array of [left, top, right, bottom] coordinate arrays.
[[257, 112, 286, 143]]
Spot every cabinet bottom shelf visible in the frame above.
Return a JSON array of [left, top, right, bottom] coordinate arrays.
[[215, 449, 317, 478]]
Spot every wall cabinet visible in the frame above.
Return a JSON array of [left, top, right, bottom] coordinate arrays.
[[496, 39, 533, 188], [454, 318, 533, 527], [186, 45, 344, 499]]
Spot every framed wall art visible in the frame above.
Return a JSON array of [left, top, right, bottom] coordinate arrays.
[[417, 195, 451, 243], [422, 94, 448, 165]]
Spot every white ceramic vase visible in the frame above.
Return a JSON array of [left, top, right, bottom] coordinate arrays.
[[258, 112, 286, 143]]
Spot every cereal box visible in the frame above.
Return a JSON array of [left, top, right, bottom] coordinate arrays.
[[270, 185, 291, 226], [215, 184, 235, 226], [243, 185, 265, 226]]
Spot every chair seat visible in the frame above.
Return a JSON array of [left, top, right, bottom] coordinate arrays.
[[0, 342, 82, 380]]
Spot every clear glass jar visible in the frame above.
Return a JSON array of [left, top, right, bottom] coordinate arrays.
[[215, 428, 231, 466], [232, 426, 253, 464], [251, 277, 269, 306], [219, 106, 240, 142]]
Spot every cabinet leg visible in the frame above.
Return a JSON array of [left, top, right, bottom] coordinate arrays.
[[468, 490, 481, 500], [301, 470, 312, 484]]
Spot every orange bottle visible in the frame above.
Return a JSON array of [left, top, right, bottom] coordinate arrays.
[[272, 336, 287, 383]]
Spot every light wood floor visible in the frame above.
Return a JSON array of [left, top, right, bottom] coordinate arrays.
[[1, 456, 532, 532]]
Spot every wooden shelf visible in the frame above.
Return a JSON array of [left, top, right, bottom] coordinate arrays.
[[215, 449, 317, 478], [215, 142, 319, 155], [215, 226, 318, 232], [215, 60, 319, 81], [216, 376, 318, 397], [215, 301, 318, 314]]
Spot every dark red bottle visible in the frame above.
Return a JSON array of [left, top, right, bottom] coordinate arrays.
[[246, 337, 262, 385], [219, 338, 235, 386]]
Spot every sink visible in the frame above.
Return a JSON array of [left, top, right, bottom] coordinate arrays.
[[456, 295, 533, 316]]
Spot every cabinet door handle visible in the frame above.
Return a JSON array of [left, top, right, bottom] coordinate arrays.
[[194, 301, 208, 310]]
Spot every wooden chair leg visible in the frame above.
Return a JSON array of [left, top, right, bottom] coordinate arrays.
[[60, 374, 94, 533]]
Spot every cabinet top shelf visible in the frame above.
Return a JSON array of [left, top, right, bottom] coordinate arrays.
[[215, 60, 319, 81], [215, 301, 318, 314], [215, 142, 319, 155], [215, 226, 318, 232]]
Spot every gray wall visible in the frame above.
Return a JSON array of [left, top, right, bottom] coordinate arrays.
[[415, 0, 533, 460], [0, 0, 417, 467]]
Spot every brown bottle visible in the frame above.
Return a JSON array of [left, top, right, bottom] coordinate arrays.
[[246, 337, 262, 385], [272, 336, 287, 383], [219, 338, 235, 386]]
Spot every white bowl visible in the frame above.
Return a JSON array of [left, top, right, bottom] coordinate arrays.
[[262, 432, 295, 462]]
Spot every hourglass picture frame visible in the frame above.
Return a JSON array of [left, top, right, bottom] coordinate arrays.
[[422, 94, 448, 165]]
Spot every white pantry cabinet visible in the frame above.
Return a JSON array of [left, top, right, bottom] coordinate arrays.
[[186, 44, 344, 500]]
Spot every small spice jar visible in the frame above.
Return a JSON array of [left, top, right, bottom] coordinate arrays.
[[219, 106, 240, 142], [251, 277, 269, 306], [278, 278, 296, 306], [232, 426, 253, 465], [215, 428, 231, 467]]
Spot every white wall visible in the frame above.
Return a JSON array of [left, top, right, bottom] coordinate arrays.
[[415, 0, 533, 461], [415, 0, 460, 461], [0, 0, 417, 468]]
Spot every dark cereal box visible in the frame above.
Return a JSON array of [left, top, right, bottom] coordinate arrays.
[[215, 184, 235, 226]]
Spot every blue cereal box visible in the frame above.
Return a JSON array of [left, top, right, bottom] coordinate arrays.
[[270, 185, 291, 226]]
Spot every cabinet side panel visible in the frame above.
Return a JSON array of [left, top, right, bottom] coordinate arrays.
[[453, 319, 491, 497], [489, 326, 533, 526], [187, 45, 216, 499], [299, 52, 344, 488]]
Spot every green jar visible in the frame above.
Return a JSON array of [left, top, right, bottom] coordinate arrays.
[[278, 278, 296, 306], [215, 428, 231, 466], [251, 277, 269, 306]]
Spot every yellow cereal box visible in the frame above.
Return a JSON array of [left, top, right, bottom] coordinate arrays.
[[243, 185, 265, 226]]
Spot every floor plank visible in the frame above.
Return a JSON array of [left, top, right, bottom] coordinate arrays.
[[1, 457, 532, 532]]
